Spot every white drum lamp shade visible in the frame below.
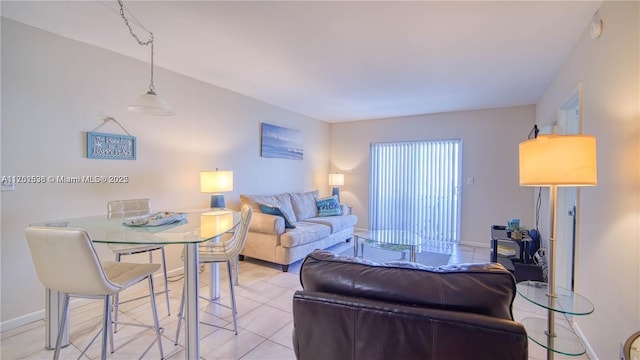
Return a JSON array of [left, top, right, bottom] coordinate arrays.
[[201, 170, 233, 208], [519, 135, 597, 187], [329, 173, 344, 202]]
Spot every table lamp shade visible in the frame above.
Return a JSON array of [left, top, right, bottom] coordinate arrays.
[[201, 171, 233, 193], [519, 135, 597, 186], [329, 173, 344, 186], [201, 170, 233, 208]]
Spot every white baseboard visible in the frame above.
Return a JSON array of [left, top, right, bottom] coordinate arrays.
[[0, 309, 43, 332], [460, 240, 490, 249], [574, 321, 598, 360], [0, 297, 94, 332], [0, 269, 182, 332]]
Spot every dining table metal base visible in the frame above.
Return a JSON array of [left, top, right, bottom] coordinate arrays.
[[183, 243, 200, 359]]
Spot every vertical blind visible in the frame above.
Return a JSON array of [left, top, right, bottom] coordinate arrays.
[[369, 140, 462, 243]]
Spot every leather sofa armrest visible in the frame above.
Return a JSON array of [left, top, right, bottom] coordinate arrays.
[[249, 212, 285, 235]]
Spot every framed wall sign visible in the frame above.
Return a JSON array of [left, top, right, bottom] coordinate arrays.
[[260, 123, 303, 160], [86, 132, 136, 160]]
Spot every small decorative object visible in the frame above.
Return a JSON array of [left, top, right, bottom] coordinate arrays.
[[87, 132, 136, 160], [86, 116, 136, 160], [122, 212, 187, 227], [507, 218, 522, 239], [260, 123, 303, 160]]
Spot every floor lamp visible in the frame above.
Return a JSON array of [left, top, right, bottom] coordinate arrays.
[[519, 134, 597, 359]]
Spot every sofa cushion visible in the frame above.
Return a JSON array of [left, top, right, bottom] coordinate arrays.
[[316, 196, 341, 217], [240, 193, 297, 223], [304, 215, 357, 233], [249, 212, 285, 234], [300, 250, 517, 320], [258, 203, 296, 228], [280, 222, 331, 248], [289, 190, 319, 221]]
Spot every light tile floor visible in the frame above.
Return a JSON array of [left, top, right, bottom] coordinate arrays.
[[1, 242, 589, 359]]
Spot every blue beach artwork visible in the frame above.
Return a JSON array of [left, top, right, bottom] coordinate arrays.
[[261, 123, 303, 160]]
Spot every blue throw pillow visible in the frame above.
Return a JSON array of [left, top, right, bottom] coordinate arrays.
[[259, 203, 296, 228], [316, 196, 341, 217]]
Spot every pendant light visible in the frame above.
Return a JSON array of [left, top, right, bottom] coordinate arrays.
[[119, 0, 175, 116]]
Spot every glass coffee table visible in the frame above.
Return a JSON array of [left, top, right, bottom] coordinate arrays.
[[353, 229, 424, 262]]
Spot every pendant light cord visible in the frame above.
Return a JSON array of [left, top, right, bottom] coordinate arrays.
[[118, 0, 156, 93]]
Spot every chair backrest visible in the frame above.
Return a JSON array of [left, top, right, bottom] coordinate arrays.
[[225, 205, 253, 258], [25, 227, 121, 295], [107, 199, 152, 219]]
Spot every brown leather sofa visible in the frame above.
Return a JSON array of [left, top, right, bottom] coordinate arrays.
[[292, 250, 528, 360]]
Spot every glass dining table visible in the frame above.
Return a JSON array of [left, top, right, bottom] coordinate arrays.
[[29, 208, 241, 360]]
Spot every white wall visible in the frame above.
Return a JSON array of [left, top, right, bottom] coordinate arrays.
[[0, 19, 330, 327], [536, 1, 639, 358], [330, 106, 535, 247]]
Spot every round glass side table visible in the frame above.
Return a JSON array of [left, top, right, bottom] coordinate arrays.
[[516, 281, 594, 357]]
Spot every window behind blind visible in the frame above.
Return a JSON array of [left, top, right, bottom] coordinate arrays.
[[369, 140, 462, 243]]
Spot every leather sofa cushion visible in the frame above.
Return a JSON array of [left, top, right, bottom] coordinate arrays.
[[280, 222, 331, 248], [300, 250, 517, 320], [304, 215, 357, 233]]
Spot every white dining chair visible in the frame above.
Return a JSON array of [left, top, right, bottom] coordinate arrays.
[[174, 205, 252, 343], [25, 226, 164, 360], [107, 199, 171, 331]]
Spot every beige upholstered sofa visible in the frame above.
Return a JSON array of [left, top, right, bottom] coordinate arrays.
[[239, 190, 358, 272]]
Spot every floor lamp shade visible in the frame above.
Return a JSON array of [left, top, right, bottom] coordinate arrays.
[[201, 171, 233, 208], [519, 135, 597, 186]]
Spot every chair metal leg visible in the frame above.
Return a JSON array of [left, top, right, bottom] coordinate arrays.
[[175, 259, 241, 344], [109, 312, 115, 354], [148, 276, 165, 359], [101, 294, 111, 360], [161, 247, 171, 315], [113, 254, 121, 333], [227, 260, 238, 334], [234, 256, 239, 285], [174, 281, 186, 345], [53, 294, 70, 360]]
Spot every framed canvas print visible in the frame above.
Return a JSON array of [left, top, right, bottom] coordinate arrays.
[[260, 123, 303, 160]]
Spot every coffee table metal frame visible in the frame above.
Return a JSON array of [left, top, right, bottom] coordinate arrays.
[[353, 229, 424, 262]]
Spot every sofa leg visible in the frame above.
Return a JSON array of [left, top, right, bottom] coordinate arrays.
[[238, 255, 245, 261], [282, 265, 289, 272]]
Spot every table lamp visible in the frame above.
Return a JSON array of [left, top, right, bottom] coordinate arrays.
[[519, 134, 597, 360], [329, 173, 344, 203], [201, 170, 233, 209]]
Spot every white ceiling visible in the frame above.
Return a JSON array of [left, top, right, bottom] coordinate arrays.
[[2, 1, 603, 123]]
